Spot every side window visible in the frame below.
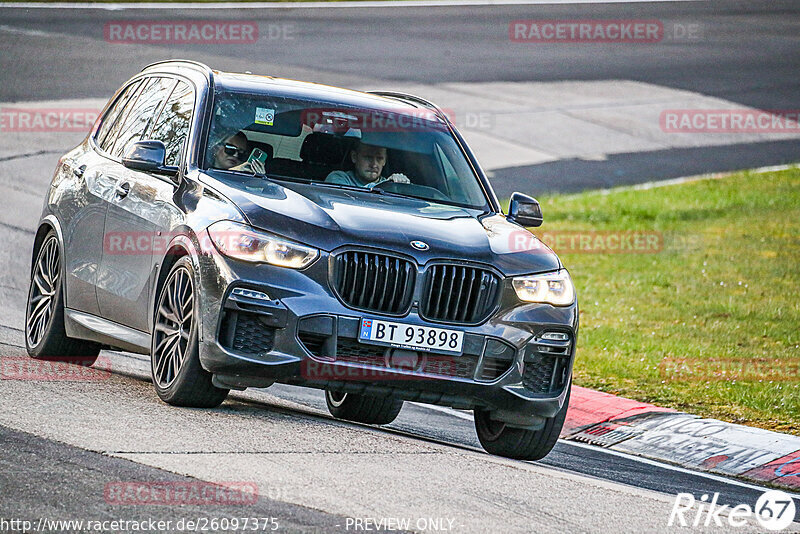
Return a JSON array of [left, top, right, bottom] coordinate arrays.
[[111, 77, 177, 159], [95, 81, 141, 152], [148, 80, 194, 167]]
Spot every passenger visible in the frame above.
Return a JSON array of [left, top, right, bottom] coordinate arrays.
[[211, 131, 265, 174], [325, 141, 409, 188]]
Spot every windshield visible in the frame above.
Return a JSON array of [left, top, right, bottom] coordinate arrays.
[[204, 90, 490, 209]]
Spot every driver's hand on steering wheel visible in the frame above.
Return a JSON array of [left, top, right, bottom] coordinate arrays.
[[386, 173, 410, 184]]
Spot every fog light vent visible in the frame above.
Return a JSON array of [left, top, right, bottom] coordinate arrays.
[[232, 287, 271, 301], [540, 331, 569, 341]]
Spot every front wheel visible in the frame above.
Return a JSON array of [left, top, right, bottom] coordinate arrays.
[[151, 257, 228, 408], [325, 390, 403, 425], [475, 384, 571, 461]]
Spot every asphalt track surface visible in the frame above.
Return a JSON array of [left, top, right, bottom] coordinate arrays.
[[1, 0, 799, 193], [0, 1, 799, 532]]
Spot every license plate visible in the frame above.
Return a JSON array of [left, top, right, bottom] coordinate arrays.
[[359, 318, 463, 354]]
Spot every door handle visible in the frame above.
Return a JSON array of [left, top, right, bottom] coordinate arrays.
[[114, 182, 131, 199], [73, 165, 86, 179]]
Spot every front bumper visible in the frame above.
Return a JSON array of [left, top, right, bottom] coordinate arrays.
[[196, 246, 578, 421]]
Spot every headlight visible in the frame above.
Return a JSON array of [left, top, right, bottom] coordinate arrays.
[[207, 220, 319, 269], [512, 269, 575, 306]]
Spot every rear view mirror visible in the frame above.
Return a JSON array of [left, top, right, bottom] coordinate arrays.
[[507, 192, 543, 227]]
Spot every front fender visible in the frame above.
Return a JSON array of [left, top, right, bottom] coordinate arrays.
[[149, 230, 207, 336]]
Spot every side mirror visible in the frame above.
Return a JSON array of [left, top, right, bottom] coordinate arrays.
[[122, 140, 179, 182], [507, 192, 543, 227]]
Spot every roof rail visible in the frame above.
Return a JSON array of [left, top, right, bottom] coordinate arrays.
[[366, 91, 451, 124], [141, 59, 214, 76]]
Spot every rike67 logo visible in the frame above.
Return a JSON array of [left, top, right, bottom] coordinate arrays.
[[669, 490, 797, 531]]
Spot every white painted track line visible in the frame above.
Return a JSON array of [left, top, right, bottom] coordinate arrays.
[[410, 401, 476, 421], [562, 441, 800, 498], [410, 401, 800, 498]]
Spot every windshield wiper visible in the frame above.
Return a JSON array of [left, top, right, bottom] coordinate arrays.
[[252, 169, 270, 181], [311, 181, 380, 194]]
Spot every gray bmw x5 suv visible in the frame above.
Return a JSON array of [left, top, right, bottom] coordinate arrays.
[[26, 60, 578, 460]]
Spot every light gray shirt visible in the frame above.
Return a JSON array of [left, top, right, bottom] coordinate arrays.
[[325, 170, 389, 189]]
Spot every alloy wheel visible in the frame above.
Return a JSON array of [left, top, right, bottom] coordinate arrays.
[[152, 266, 194, 388], [26, 237, 59, 348]]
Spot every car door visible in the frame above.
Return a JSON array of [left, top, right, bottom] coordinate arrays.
[[96, 77, 195, 333], [59, 79, 143, 315], [95, 77, 179, 331]]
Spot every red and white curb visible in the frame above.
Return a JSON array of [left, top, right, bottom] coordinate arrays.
[[561, 386, 800, 491]]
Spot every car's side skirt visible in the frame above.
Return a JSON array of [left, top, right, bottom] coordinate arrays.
[[64, 308, 151, 354]]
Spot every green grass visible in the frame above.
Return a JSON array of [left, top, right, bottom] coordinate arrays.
[[523, 168, 800, 435]]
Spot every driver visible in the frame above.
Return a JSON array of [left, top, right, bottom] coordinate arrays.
[[325, 141, 409, 188]]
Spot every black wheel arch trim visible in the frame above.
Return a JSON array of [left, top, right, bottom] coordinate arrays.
[[150, 232, 204, 336]]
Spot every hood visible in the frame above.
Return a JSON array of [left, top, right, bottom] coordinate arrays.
[[208, 176, 561, 276]]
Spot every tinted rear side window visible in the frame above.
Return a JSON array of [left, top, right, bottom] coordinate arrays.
[[111, 77, 177, 158], [96, 81, 142, 153], [148, 80, 194, 167]]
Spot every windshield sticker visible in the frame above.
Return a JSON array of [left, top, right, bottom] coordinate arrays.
[[255, 107, 275, 126]]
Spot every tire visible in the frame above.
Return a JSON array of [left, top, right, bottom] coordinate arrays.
[[151, 256, 228, 408], [474, 384, 571, 461], [25, 231, 100, 365], [325, 390, 403, 425]]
